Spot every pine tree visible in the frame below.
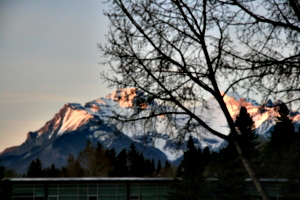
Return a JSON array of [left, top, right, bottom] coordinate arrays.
[[105, 148, 116, 176], [77, 140, 96, 176], [63, 154, 84, 177], [113, 148, 128, 177], [144, 159, 154, 176], [63, 154, 76, 177], [260, 103, 298, 175], [179, 136, 203, 179], [235, 106, 258, 157], [270, 103, 296, 148], [209, 141, 247, 200], [105, 148, 116, 165], [202, 147, 211, 165], [43, 164, 60, 177], [258, 103, 300, 199], [94, 142, 111, 176], [128, 143, 144, 176], [172, 136, 210, 199], [162, 160, 175, 177], [165, 160, 171, 169], [206, 107, 260, 199], [151, 159, 155, 173], [156, 160, 162, 174], [0, 165, 4, 180], [74, 160, 84, 177], [26, 158, 43, 177], [139, 153, 146, 176]]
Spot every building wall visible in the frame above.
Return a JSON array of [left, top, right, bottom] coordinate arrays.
[[7, 178, 288, 200], [12, 181, 172, 200], [244, 181, 284, 200]]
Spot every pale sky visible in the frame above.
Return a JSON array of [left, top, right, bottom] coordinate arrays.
[[0, 0, 112, 152]]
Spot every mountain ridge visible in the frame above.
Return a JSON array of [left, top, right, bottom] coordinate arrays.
[[1, 89, 299, 173]]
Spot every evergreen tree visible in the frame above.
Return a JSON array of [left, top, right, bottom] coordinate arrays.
[[208, 141, 249, 200], [127, 143, 144, 176], [179, 136, 204, 179], [63, 154, 84, 177], [151, 159, 155, 173], [259, 104, 300, 199], [94, 142, 111, 176], [207, 107, 259, 200], [26, 158, 43, 177], [260, 103, 297, 178], [138, 153, 146, 175], [144, 158, 155, 176], [105, 148, 117, 165], [172, 136, 211, 200], [202, 147, 211, 166], [63, 154, 76, 177], [66, 141, 116, 177], [270, 103, 296, 148], [74, 160, 84, 177], [156, 160, 162, 174], [105, 148, 116, 176], [235, 107, 258, 157], [280, 138, 300, 200], [77, 140, 96, 176], [162, 160, 175, 177], [43, 164, 60, 177], [0, 165, 4, 180], [165, 160, 171, 169], [112, 148, 128, 177]]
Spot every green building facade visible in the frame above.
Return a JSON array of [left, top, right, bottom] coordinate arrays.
[[2, 177, 289, 200], [6, 177, 173, 200]]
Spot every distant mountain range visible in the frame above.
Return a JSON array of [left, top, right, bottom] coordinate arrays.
[[1, 88, 300, 173]]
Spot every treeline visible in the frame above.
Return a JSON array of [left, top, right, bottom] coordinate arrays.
[[23, 105, 300, 199], [172, 105, 300, 200], [25, 142, 175, 178]]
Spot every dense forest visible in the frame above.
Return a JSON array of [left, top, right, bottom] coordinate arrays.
[[172, 106, 300, 200], [1, 106, 300, 199], [24, 141, 175, 178], [2, 141, 170, 178]]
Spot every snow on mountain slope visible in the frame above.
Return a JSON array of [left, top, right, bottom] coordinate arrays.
[[1, 88, 300, 173], [57, 103, 93, 136], [222, 92, 300, 140]]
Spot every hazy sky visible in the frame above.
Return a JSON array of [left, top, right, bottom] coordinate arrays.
[[0, 0, 112, 152]]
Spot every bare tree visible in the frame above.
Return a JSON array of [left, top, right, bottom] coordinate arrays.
[[218, 0, 300, 105], [97, 0, 300, 199]]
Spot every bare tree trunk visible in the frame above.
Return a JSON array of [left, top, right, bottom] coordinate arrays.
[[233, 140, 271, 200], [215, 93, 271, 200], [101, 1, 274, 199]]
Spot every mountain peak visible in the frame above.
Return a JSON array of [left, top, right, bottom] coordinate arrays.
[[221, 92, 258, 120], [65, 103, 84, 110], [1, 89, 300, 173], [106, 88, 148, 109]]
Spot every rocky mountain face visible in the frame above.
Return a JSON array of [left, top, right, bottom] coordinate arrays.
[[1, 88, 299, 173]]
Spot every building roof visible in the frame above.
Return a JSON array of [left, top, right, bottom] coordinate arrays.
[[3, 177, 176, 183], [3, 177, 289, 183]]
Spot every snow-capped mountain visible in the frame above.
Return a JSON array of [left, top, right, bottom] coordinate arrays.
[[1, 88, 299, 173]]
